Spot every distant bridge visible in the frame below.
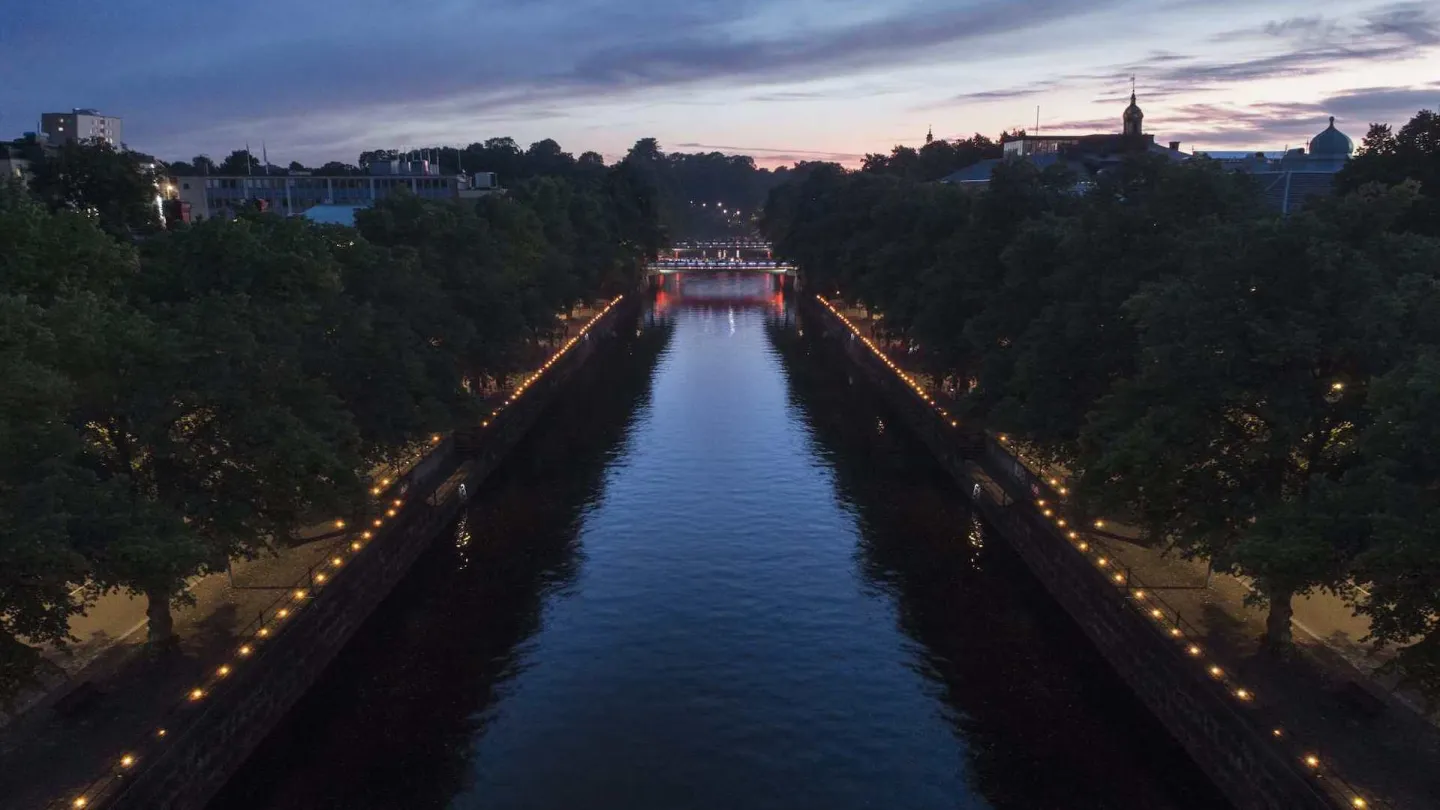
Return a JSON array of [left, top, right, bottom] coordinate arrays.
[[647, 259, 795, 275], [648, 240, 793, 276]]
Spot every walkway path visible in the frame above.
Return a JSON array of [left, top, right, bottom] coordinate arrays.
[[0, 531, 349, 810], [836, 301, 1440, 810]]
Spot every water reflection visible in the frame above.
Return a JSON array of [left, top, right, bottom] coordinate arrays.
[[770, 315, 1227, 809], [210, 275, 1225, 810]]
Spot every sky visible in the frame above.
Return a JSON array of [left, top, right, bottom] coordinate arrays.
[[2, 0, 1438, 168]]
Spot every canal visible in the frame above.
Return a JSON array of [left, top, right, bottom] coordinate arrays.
[[211, 275, 1226, 810]]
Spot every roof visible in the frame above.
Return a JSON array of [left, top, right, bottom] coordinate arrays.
[[1248, 172, 1336, 215], [301, 204, 368, 227], [940, 159, 1003, 184], [1310, 117, 1354, 157]]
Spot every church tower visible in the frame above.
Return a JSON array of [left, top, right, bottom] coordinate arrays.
[[925, 125, 934, 145], [1123, 78, 1144, 136]]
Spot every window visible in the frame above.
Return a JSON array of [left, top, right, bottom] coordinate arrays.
[[182, 182, 190, 190]]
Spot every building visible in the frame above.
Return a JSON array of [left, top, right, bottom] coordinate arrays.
[[174, 161, 502, 220], [942, 92, 1355, 214], [41, 109, 123, 147], [943, 91, 1185, 187], [1199, 117, 1355, 214]]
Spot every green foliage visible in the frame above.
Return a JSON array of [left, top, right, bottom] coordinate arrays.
[[763, 132, 1440, 673], [0, 149, 659, 697], [27, 139, 162, 239], [1338, 109, 1440, 235]]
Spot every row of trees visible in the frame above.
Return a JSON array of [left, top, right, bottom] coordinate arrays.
[[861, 133, 1005, 182], [0, 141, 662, 701], [762, 110, 1440, 694], [164, 138, 781, 242]]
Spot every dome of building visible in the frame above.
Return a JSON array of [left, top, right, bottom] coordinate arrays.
[[1310, 117, 1353, 157]]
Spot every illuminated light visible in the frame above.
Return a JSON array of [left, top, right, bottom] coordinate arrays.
[[1113, 572, 1125, 583], [1304, 755, 1320, 768], [1352, 798, 1367, 808], [361, 531, 372, 540], [293, 589, 307, 600], [1272, 728, 1284, 738], [120, 754, 135, 768], [189, 688, 204, 701], [1049, 478, 1059, 486], [1332, 382, 1345, 392], [156, 728, 167, 738], [374, 519, 383, 527], [351, 542, 362, 551], [72, 798, 88, 808], [1097, 557, 1107, 566], [314, 572, 327, 583], [1042, 509, 1054, 517], [951, 421, 958, 427], [332, 557, 343, 567], [239, 645, 253, 656], [334, 519, 345, 530], [1068, 531, 1079, 540], [1236, 688, 1251, 700], [1078, 542, 1089, 551], [1094, 520, 1106, 529], [386, 508, 397, 517], [217, 665, 231, 677], [998, 435, 1008, 443], [1151, 608, 1164, 618], [393, 499, 403, 507], [1057, 519, 1066, 527], [1059, 487, 1069, 496], [1209, 665, 1223, 677], [1188, 645, 1202, 656], [276, 608, 289, 619], [381, 478, 391, 486], [1133, 590, 1145, 600], [1170, 627, 1183, 637], [431, 434, 442, 444], [371, 487, 381, 496], [1037, 500, 1047, 507], [258, 627, 271, 637], [482, 421, 489, 427]]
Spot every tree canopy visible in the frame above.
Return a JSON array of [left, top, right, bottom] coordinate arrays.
[[762, 109, 1440, 692], [0, 139, 660, 699]]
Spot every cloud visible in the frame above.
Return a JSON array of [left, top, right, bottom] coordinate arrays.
[[3, 0, 1434, 163]]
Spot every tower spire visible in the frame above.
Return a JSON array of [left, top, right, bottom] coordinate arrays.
[[925, 125, 934, 145]]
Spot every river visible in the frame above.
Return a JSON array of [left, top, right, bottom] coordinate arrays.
[[210, 274, 1226, 810]]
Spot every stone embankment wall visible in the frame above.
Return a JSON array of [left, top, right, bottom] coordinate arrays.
[[100, 298, 638, 810], [805, 297, 1334, 810]]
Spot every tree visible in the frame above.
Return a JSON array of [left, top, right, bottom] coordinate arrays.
[[1338, 109, 1440, 235], [288, 160, 310, 173], [0, 293, 90, 699], [317, 161, 360, 176], [1079, 185, 1429, 651], [28, 139, 162, 239], [217, 148, 260, 176]]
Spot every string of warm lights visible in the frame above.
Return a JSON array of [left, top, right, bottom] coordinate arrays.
[[815, 294, 1379, 810], [55, 296, 626, 810]]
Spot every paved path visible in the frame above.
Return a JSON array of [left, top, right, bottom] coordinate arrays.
[[839, 303, 1440, 810], [0, 537, 343, 810]]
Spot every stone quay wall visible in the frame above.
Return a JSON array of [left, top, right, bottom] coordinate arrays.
[[805, 296, 1334, 810], [94, 297, 639, 810]]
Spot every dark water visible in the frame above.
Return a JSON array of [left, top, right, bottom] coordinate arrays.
[[212, 276, 1226, 810]]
